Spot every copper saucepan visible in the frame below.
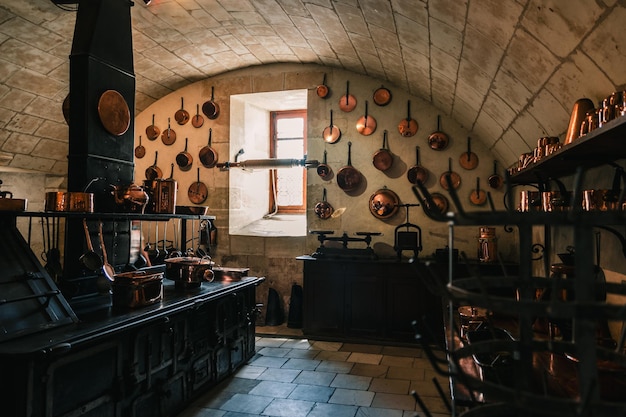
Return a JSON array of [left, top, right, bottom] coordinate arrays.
[[428, 115, 449, 150], [407, 146, 429, 184], [440, 157, 461, 190], [373, 85, 392, 106], [369, 187, 400, 219], [199, 128, 218, 168], [356, 100, 376, 136], [337, 141, 362, 192], [338, 80, 357, 112], [314, 188, 334, 219], [316, 73, 330, 99], [176, 137, 193, 169], [469, 177, 487, 206], [398, 100, 418, 137], [188, 167, 208, 205], [146, 114, 160, 140], [174, 97, 190, 125], [459, 136, 478, 170], [202, 86, 220, 120], [161, 117, 177, 146], [135, 135, 146, 159], [317, 150, 332, 180], [372, 130, 392, 171], [145, 151, 163, 181], [488, 160, 503, 189], [322, 109, 341, 144], [192, 104, 204, 128]]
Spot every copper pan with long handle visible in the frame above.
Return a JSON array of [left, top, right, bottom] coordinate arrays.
[[146, 114, 160, 140], [398, 100, 418, 137], [338, 80, 357, 112], [356, 100, 377, 136], [336, 141, 362, 192], [459, 136, 478, 170], [322, 109, 341, 143], [428, 115, 449, 150], [440, 157, 461, 190], [174, 97, 190, 125], [407, 146, 428, 184]]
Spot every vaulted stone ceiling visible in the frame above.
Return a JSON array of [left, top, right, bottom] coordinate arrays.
[[0, 0, 624, 174]]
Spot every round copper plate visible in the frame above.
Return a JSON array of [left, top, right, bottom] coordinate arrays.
[[98, 90, 130, 136]]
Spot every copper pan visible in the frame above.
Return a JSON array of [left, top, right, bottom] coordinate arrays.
[[161, 118, 176, 145], [314, 188, 334, 219], [369, 187, 399, 219], [488, 160, 503, 189], [428, 115, 449, 150], [135, 135, 146, 159], [336, 141, 362, 192], [202, 86, 220, 120], [188, 167, 208, 205], [316, 73, 330, 99], [98, 90, 130, 136], [176, 137, 193, 169], [338, 81, 357, 112], [356, 100, 377, 136], [398, 100, 418, 137], [459, 136, 478, 170], [174, 97, 190, 125], [145, 151, 163, 181], [146, 114, 160, 140], [440, 158, 461, 190], [373, 85, 392, 106], [322, 109, 341, 143], [199, 128, 218, 168], [469, 177, 487, 206], [317, 150, 332, 180], [372, 130, 392, 171], [192, 104, 204, 128], [407, 146, 428, 184]]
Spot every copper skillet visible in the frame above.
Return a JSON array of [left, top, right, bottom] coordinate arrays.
[[188, 167, 208, 205], [337, 141, 362, 192], [428, 115, 449, 150], [146, 114, 160, 140], [135, 135, 146, 159], [398, 100, 418, 137], [470, 177, 487, 206], [322, 109, 341, 143], [407, 146, 428, 184], [199, 128, 218, 168], [356, 100, 377, 136], [459, 136, 478, 170], [373, 85, 391, 106], [161, 117, 176, 145], [174, 97, 190, 125], [192, 104, 204, 128], [338, 80, 357, 112], [145, 151, 163, 181], [316, 73, 330, 99], [440, 157, 461, 190], [372, 130, 392, 171], [317, 150, 332, 180], [202, 86, 220, 120]]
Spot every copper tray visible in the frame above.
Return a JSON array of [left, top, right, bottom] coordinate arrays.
[[98, 90, 130, 136]]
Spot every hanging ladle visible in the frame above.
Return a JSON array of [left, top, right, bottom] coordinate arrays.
[[80, 218, 102, 271], [98, 220, 115, 281]]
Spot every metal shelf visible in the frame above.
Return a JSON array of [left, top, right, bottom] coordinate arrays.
[[510, 116, 626, 184]]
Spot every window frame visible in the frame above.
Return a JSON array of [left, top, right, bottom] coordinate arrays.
[[269, 109, 307, 214]]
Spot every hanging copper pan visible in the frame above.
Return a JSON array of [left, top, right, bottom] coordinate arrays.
[[145, 151, 163, 181], [459, 136, 478, 170], [202, 86, 220, 120], [428, 115, 449, 150], [317, 150, 332, 180], [314, 188, 334, 219], [469, 177, 487, 206], [146, 114, 160, 140], [337, 141, 362, 192], [429, 192, 449, 215], [407, 146, 429, 184], [369, 187, 400, 219], [373, 85, 392, 106], [97, 89, 130, 136], [440, 157, 461, 190], [176, 137, 193, 169], [356, 100, 377, 136], [372, 130, 392, 171], [188, 167, 208, 205], [398, 100, 418, 137], [62, 94, 70, 125], [322, 109, 341, 143], [135, 135, 146, 159], [199, 128, 218, 168], [161, 117, 177, 146], [174, 97, 190, 125], [488, 160, 503, 189], [316, 73, 330, 99], [338, 81, 357, 112], [192, 104, 204, 128]]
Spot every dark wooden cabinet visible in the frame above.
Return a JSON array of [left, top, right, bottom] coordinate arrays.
[[300, 257, 442, 345]]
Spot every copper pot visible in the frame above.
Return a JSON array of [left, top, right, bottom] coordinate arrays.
[[369, 187, 399, 219], [45, 191, 94, 213], [112, 270, 163, 308], [164, 256, 214, 289]]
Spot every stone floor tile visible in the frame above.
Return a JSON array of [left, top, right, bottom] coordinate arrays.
[[341, 343, 383, 354], [381, 346, 423, 358], [234, 365, 266, 379], [419, 395, 451, 414], [281, 357, 320, 371], [288, 383, 335, 402], [255, 337, 289, 347], [316, 359, 354, 374], [329, 388, 375, 407], [292, 369, 336, 386], [314, 350, 351, 361], [284, 349, 321, 359], [331, 373, 372, 390], [347, 352, 383, 365], [306, 402, 359, 417], [187, 389, 235, 412], [256, 347, 291, 358], [219, 393, 273, 414], [248, 380, 297, 398], [410, 378, 450, 398], [349, 363, 389, 378], [386, 365, 425, 381], [370, 392, 417, 411], [249, 355, 289, 368], [257, 367, 302, 383], [280, 338, 315, 349], [369, 377, 410, 394], [260, 398, 314, 417], [214, 377, 261, 394], [310, 340, 344, 351], [414, 355, 438, 370], [381, 355, 415, 368], [355, 406, 405, 417], [176, 407, 226, 417], [222, 412, 259, 417]]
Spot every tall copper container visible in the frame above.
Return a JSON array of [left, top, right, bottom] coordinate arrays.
[[478, 227, 497, 263]]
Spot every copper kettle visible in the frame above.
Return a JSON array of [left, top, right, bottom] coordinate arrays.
[[111, 183, 149, 213]]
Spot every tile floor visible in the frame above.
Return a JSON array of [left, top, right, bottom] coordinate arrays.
[[178, 326, 452, 417]]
